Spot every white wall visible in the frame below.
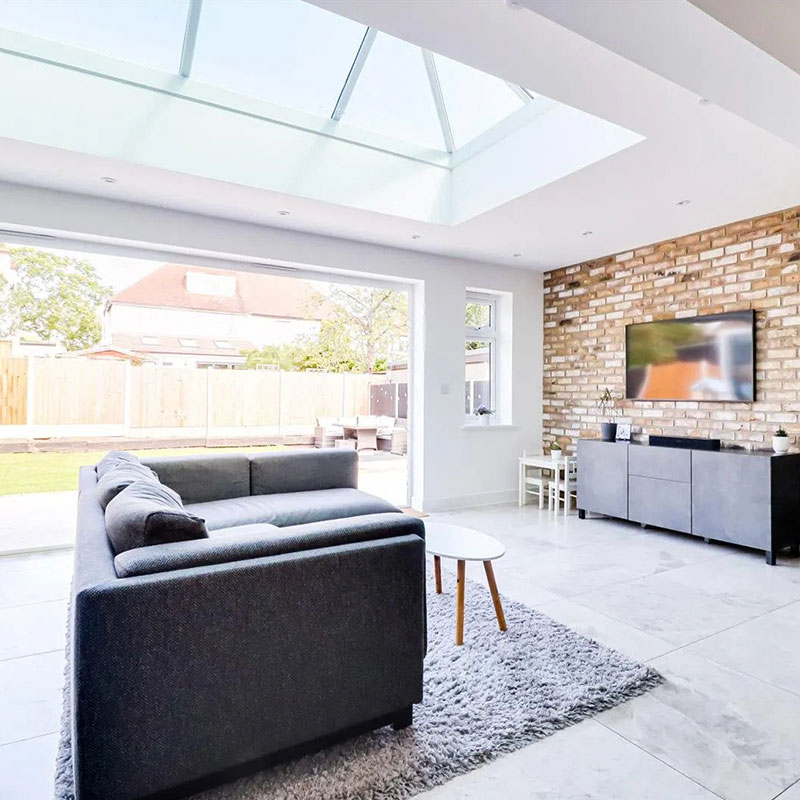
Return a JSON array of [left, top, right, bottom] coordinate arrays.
[[0, 181, 543, 511]]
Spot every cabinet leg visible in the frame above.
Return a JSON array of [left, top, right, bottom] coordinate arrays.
[[578, 509, 586, 520], [703, 537, 710, 544], [766, 550, 776, 566], [640, 522, 647, 529]]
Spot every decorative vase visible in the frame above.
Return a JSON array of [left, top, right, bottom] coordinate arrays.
[[551, 449, 562, 461], [601, 422, 618, 442], [479, 414, 491, 426], [773, 436, 790, 454]]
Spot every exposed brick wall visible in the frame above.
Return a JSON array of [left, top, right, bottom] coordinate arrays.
[[543, 205, 800, 451]]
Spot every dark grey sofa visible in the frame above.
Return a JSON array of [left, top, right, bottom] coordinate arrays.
[[71, 449, 425, 800]]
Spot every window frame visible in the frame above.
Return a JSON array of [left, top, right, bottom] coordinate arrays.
[[465, 291, 497, 423]]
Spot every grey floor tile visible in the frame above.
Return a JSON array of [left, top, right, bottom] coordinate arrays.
[[574, 572, 762, 646], [647, 551, 800, 614], [0, 551, 73, 609], [599, 649, 800, 800], [0, 600, 67, 661], [0, 651, 64, 746], [775, 779, 800, 799], [535, 598, 675, 662], [0, 733, 58, 800], [685, 601, 800, 697], [418, 718, 718, 800]]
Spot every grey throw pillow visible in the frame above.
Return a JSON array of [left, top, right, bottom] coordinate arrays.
[[96, 462, 159, 510], [105, 480, 208, 555], [96, 450, 141, 479]]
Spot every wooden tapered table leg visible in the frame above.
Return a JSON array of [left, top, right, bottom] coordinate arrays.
[[434, 555, 442, 594], [483, 560, 507, 632], [456, 559, 466, 646]]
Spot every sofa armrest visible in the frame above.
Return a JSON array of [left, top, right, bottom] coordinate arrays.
[[73, 535, 425, 800], [114, 513, 424, 577]]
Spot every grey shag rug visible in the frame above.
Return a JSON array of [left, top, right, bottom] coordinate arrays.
[[55, 572, 661, 800]]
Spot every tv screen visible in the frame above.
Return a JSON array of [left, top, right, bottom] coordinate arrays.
[[626, 311, 755, 401]]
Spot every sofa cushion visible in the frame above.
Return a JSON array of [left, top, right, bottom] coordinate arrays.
[[96, 461, 159, 510], [96, 450, 141, 479], [249, 449, 358, 495], [142, 453, 251, 505], [186, 488, 399, 531], [114, 513, 423, 578], [105, 480, 208, 555]]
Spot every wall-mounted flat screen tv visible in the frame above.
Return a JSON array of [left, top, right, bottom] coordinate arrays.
[[626, 310, 755, 402]]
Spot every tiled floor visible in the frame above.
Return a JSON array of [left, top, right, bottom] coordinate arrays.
[[4, 506, 800, 799]]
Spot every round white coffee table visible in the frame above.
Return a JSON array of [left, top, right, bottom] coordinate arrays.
[[424, 522, 507, 646]]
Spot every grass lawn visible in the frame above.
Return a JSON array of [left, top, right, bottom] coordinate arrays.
[[0, 446, 284, 496]]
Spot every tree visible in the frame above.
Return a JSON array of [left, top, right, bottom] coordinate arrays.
[[242, 285, 408, 373], [0, 246, 112, 350], [312, 285, 408, 372], [243, 322, 359, 373]]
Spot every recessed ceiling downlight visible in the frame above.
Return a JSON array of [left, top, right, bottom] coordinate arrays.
[[676, 199, 691, 206], [100, 176, 117, 184], [581, 230, 593, 236], [411, 234, 421, 240], [512, 253, 522, 258], [278, 210, 290, 216]]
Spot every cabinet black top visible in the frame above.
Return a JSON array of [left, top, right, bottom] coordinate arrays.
[[577, 439, 795, 458]]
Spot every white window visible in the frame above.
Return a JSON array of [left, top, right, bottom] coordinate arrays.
[[465, 292, 497, 422], [140, 335, 160, 346], [179, 338, 198, 347], [215, 340, 235, 350], [186, 271, 237, 297]]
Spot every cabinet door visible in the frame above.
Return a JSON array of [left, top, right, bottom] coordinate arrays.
[[691, 451, 770, 548], [577, 440, 628, 519], [629, 446, 691, 483], [629, 476, 691, 533]]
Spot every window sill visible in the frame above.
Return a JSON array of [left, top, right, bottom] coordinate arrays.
[[462, 423, 517, 431]]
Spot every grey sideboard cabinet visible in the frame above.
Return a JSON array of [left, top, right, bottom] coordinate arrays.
[[576, 439, 800, 565]]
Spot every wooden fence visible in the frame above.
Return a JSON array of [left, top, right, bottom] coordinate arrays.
[[0, 358, 373, 433]]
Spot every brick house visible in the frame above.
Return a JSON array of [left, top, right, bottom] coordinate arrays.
[[103, 264, 326, 368]]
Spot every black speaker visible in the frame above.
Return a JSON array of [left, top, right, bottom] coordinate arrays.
[[648, 435, 721, 451]]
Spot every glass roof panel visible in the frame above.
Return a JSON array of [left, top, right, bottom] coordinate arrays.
[[0, 0, 189, 72], [191, 0, 366, 119], [341, 32, 445, 151], [433, 53, 526, 149]]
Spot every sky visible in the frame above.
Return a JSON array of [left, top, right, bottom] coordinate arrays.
[[0, 0, 525, 152], [23, 245, 163, 293]]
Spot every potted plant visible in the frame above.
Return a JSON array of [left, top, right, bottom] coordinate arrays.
[[550, 441, 562, 461], [473, 405, 494, 426], [598, 387, 618, 442], [773, 426, 790, 454]]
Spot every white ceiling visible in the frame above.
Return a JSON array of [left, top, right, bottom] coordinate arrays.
[[0, 0, 799, 272]]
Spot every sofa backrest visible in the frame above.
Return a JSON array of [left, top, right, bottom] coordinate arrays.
[[142, 453, 251, 505], [250, 449, 358, 496]]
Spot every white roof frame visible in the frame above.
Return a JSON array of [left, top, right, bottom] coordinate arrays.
[[179, 0, 204, 78], [421, 49, 454, 154], [331, 27, 377, 121]]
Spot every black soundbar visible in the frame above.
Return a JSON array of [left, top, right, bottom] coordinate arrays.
[[648, 435, 721, 451]]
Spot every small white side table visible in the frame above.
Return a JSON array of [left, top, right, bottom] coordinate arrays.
[[424, 522, 507, 646]]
